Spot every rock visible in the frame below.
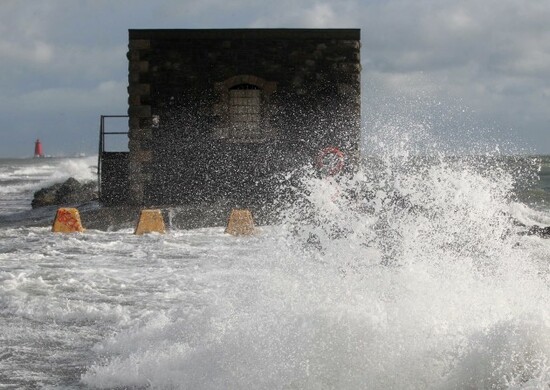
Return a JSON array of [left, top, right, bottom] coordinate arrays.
[[31, 183, 62, 208], [31, 178, 98, 209], [526, 225, 550, 238], [54, 177, 81, 205], [510, 217, 550, 239]]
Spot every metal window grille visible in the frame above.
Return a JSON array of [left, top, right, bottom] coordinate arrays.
[[229, 84, 261, 141]]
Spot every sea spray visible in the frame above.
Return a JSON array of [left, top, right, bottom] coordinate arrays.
[[81, 127, 550, 388], [51, 156, 97, 183], [0, 156, 97, 214]]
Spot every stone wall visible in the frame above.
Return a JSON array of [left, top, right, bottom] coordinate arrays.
[[127, 29, 361, 206]]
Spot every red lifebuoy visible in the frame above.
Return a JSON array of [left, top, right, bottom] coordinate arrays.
[[316, 146, 345, 176]]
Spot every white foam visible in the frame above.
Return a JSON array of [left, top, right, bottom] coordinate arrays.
[[0, 127, 549, 388], [80, 123, 550, 388], [51, 156, 97, 183], [81, 143, 550, 388], [0, 157, 98, 214]]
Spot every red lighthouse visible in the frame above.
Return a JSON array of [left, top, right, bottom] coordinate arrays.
[[34, 139, 44, 158]]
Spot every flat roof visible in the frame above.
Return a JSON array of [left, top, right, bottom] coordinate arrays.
[[129, 28, 360, 40]]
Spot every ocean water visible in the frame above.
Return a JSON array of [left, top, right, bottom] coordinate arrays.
[[0, 144, 549, 388]]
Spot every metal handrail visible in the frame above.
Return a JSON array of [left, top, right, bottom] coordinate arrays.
[[98, 115, 129, 200]]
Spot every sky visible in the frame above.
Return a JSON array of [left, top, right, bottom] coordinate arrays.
[[0, 0, 549, 157]]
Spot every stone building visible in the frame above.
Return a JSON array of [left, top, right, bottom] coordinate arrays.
[[100, 29, 361, 209]]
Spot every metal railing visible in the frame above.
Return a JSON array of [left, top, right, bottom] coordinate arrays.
[[98, 115, 129, 200]]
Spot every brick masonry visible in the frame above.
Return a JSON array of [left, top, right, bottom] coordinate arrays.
[[126, 29, 361, 206]]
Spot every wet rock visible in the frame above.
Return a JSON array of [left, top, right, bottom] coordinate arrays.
[[510, 218, 550, 239], [526, 225, 550, 238], [31, 183, 62, 208], [31, 178, 97, 209]]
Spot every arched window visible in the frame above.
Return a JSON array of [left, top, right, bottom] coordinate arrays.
[[213, 75, 277, 143], [229, 84, 261, 141]]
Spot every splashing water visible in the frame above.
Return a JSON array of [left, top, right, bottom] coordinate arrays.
[[0, 156, 97, 215], [79, 125, 550, 389]]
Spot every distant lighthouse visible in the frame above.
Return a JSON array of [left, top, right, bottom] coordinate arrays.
[[34, 139, 44, 158]]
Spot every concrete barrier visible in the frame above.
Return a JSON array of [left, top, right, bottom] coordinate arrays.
[[225, 209, 255, 236], [134, 209, 166, 235], [52, 208, 85, 233]]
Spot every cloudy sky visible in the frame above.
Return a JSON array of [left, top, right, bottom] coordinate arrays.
[[0, 0, 549, 157]]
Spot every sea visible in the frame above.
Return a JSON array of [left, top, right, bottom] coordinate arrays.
[[0, 143, 549, 388]]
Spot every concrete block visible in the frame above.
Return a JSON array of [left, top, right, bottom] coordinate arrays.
[[52, 208, 85, 233], [135, 209, 165, 235], [130, 60, 149, 73], [129, 39, 151, 50], [128, 84, 150, 96], [128, 105, 151, 118], [225, 209, 255, 236]]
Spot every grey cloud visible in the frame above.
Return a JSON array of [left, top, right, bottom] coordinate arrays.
[[0, 81, 127, 115], [354, 0, 550, 152], [250, 1, 361, 28], [0, 0, 548, 156]]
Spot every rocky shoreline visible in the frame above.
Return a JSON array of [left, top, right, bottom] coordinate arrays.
[[27, 179, 270, 230], [27, 178, 550, 237], [32, 177, 98, 209]]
